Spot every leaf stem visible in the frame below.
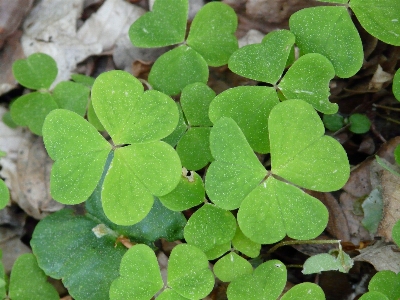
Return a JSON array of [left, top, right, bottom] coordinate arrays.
[[266, 239, 340, 256], [373, 104, 400, 112]]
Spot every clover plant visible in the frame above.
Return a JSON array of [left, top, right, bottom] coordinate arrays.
[[323, 113, 371, 134], [359, 270, 400, 300], [10, 53, 91, 135], [3, 0, 400, 298]]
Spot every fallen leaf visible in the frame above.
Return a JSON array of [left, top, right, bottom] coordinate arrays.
[[0, 107, 64, 219], [21, 0, 102, 87], [238, 29, 264, 48], [369, 65, 393, 90], [353, 240, 400, 273]]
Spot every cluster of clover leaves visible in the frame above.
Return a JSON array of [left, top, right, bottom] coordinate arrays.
[[1, 0, 400, 299]]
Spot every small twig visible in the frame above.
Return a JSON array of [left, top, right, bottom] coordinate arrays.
[[375, 112, 400, 125], [373, 104, 400, 112]]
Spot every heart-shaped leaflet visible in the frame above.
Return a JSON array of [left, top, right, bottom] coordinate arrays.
[[129, 0, 188, 47], [91, 70, 182, 225], [186, 2, 238, 67]]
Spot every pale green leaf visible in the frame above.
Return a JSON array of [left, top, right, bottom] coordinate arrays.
[[184, 204, 236, 253], [269, 100, 349, 192], [368, 270, 400, 300], [359, 291, 389, 300], [350, 0, 400, 46], [393, 69, 400, 101], [289, 6, 363, 77], [278, 54, 338, 114], [43, 109, 111, 204], [129, 0, 187, 47], [213, 252, 253, 282], [0, 180, 9, 210], [204, 242, 231, 260], [209, 86, 279, 153], [52, 81, 90, 116], [361, 188, 383, 234], [168, 244, 214, 299], [232, 226, 261, 258], [205, 117, 266, 210], [187, 2, 238, 66], [228, 29, 295, 84], [281, 282, 325, 300], [12, 53, 57, 90], [148, 45, 209, 95], [109, 244, 163, 300], [392, 220, 400, 247]]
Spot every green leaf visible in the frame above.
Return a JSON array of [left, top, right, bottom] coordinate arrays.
[[157, 289, 189, 300], [213, 252, 253, 282], [393, 69, 400, 101], [31, 209, 127, 300], [180, 82, 215, 127], [8, 254, 59, 300], [129, 0, 187, 47], [350, 0, 400, 46], [71, 74, 95, 87], [302, 248, 353, 274], [289, 6, 363, 78], [392, 220, 400, 247], [361, 188, 383, 234], [0, 251, 5, 298], [52, 81, 90, 116], [204, 241, 231, 260], [158, 169, 205, 211], [43, 109, 112, 204], [184, 204, 236, 253], [368, 270, 400, 300], [375, 155, 400, 178], [186, 2, 238, 66], [109, 244, 163, 300], [237, 177, 328, 244], [87, 100, 105, 131], [278, 53, 338, 114], [349, 113, 371, 134], [209, 86, 279, 153], [12, 53, 58, 90], [205, 117, 267, 210], [228, 29, 295, 84], [359, 291, 390, 300], [269, 100, 349, 192], [2, 111, 18, 128], [10, 92, 58, 135], [227, 260, 286, 300], [323, 113, 344, 131], [91, 70, 178, 144], [102, 142, 181, 225], [281, 282, 325, 300], [162, 103, 187, 147], [168, 244, 214, 299], [176, 127, 213, 170], [0, 180, 9, 210], [231, 226, 261, 258], [148, 45, 209, 96]]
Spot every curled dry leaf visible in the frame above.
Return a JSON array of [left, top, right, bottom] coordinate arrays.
[[353, 240, 400, 273], [21, 0, 102, 86], [368, 64, 393, 90], [0, 107, 64, 219]]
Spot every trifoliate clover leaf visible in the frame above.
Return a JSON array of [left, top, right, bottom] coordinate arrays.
[[228, 29, 295, 84], [289, 6, 363, 78], [12, 53, 58, 90], [109, 244, 163, 300], [129, 0, 188, 47], [350, 0, 400, 46], [232, 226, 261, 258], [186, 2, 238, 67], [278, 53, 338, 114], [52, 81, 90, 116], [227, 260, 286, 300]]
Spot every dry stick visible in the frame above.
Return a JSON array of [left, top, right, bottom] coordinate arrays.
[[375, 112, 400, 125], [373, 104, 400, 112], [266, 239, 340, 257]]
